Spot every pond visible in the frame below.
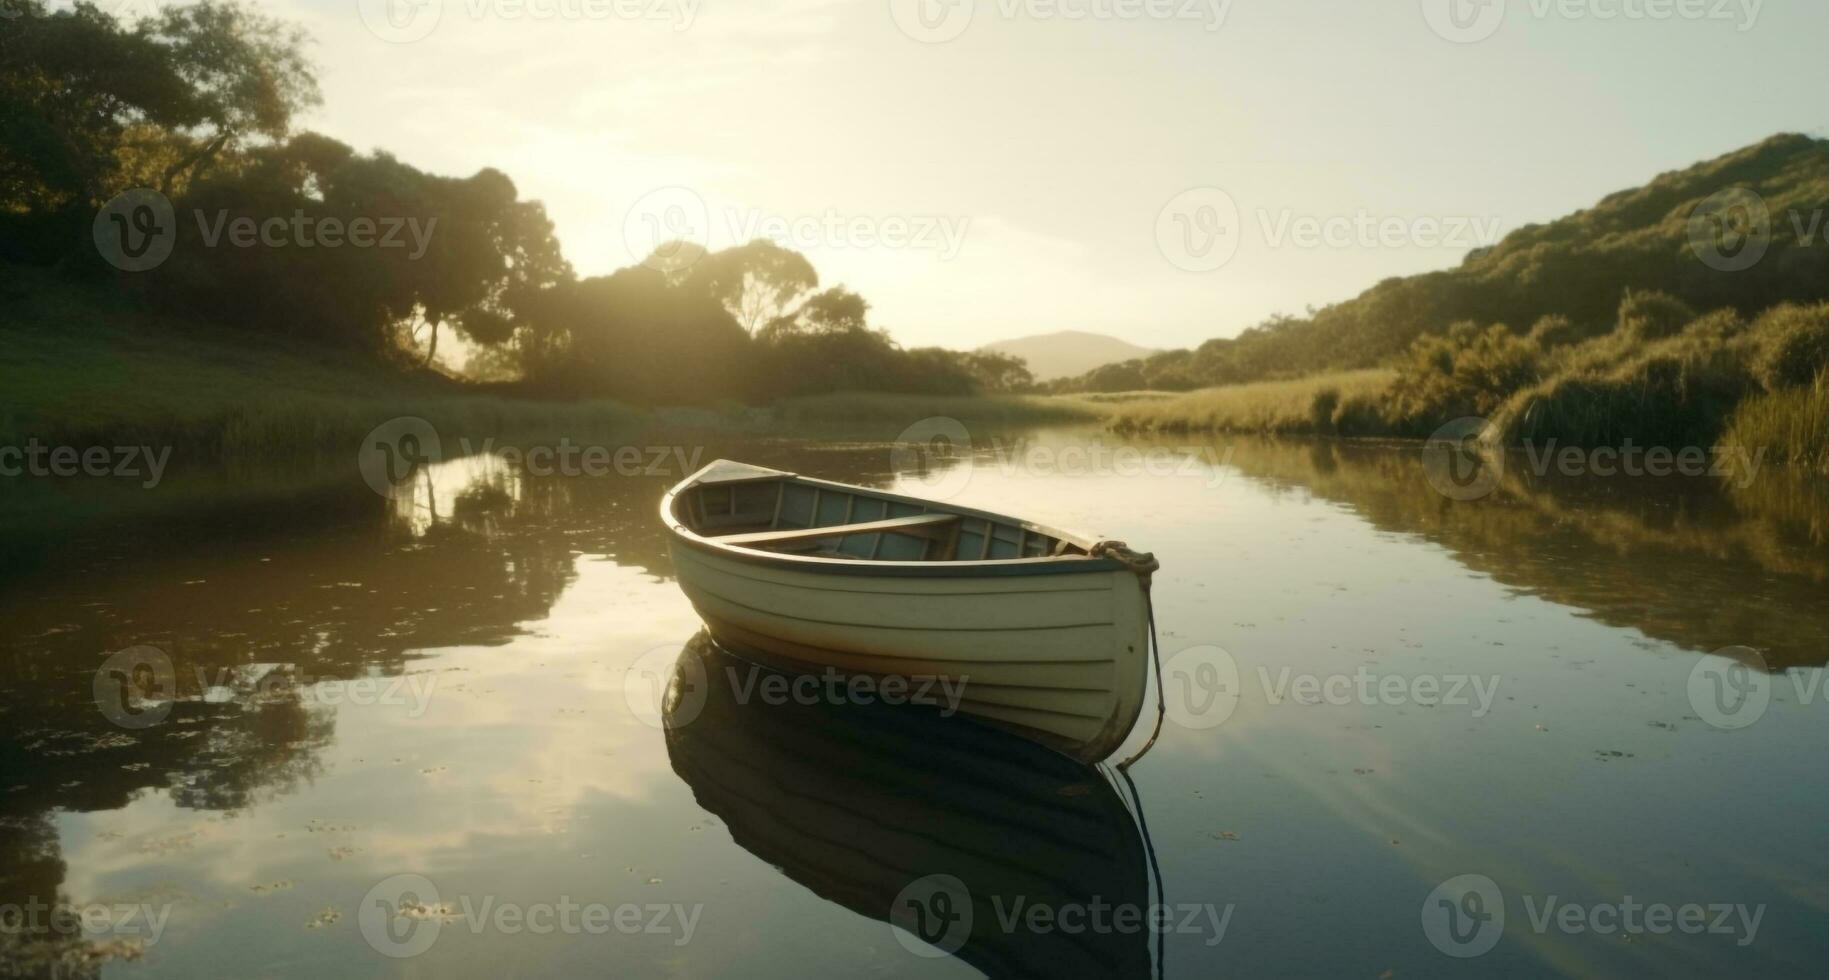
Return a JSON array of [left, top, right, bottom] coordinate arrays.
[[3, 427, 1827, 977]]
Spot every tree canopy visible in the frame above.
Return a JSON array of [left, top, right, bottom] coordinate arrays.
[[0, 1, 1034, 402]]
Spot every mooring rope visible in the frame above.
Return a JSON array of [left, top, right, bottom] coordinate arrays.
[[1111, 748, 1167, 980], [1117, 595, 1165, 773], [1092, 540, 1165, 774], [1090, 539, 1168, 978]]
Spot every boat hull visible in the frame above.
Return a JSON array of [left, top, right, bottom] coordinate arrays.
[[668, 537, 1151, 763]]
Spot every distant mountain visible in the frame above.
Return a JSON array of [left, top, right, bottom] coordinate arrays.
[[980, 331, 1158, 381]]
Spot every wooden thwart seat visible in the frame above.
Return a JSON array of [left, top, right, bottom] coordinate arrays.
[[715, 513, 959, 548]]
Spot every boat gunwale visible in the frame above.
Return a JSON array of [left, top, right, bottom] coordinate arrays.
[[661, 461, 1129, 579]]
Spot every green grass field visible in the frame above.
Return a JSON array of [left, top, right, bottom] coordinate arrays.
[[1, 268, 1110, 459]]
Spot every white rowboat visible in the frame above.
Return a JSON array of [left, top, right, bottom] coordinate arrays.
[[661, 459, 1158, 763]]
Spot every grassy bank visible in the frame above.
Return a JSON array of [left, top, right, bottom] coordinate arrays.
[[1107, 370, 1395, 434], [1, 270, 1108, 460], [1, 273, 648, 459], [1110, 296, 1829, 471], [1722, 377, 1829, 473], [771, 391, 1112, 427]]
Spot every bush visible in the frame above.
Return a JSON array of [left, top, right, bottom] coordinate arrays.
[[1385, 322, 1543, 434], [1330, 393, 1387, 437], [1617, 289, 1698, 341], [1527, 314, 1603, 349], [1750, 303, 1829, 390], [1680, 309, 1749, 344], [1723, 374, 1829, 472], [1309, 387, 1341, 434]]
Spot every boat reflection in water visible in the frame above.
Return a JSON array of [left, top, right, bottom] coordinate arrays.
[[663, 633, 1156, 978]]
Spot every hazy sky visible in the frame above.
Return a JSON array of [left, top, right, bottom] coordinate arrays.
[[224, 0, 1829, 350]]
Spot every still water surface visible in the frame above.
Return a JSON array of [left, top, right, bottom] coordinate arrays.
[[3, 430, 1828, 977]]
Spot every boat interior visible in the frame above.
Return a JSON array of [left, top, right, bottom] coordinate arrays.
[[678, 476, 1085, 562]]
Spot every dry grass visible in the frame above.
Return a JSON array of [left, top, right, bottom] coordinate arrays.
[[1107, 370, 1396, 434], [770, 391, 1114, 427], [1722, 374, 1829, 473]]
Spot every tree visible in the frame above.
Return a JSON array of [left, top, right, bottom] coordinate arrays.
[[0, 0, 318, 213], [515, 265, 751, 403], [680, 239, 818, 336], [758, 286, 869, 340], [152, 135, 570, 357], [140, 1, 320, 193]]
